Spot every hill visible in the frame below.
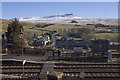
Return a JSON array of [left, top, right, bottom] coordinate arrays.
[[1, 19, 119, 42], [15, 13, 118, 25]]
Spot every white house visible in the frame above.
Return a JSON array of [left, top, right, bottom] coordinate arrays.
[[42, 36, 50, 45], [32, 35, 50, 46]]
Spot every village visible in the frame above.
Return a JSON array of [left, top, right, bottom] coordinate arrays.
[[1, 2, 120, 80]]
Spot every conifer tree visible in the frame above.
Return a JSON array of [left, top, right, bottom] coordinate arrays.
[[7, 18, 24, 48]]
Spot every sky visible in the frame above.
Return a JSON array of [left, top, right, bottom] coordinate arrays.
[[2, 2, 118, 19], [1, 0, 119, 2]]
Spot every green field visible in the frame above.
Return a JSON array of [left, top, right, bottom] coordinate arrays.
[[95, 27, 111, 31], [95, 33, 118, 41]]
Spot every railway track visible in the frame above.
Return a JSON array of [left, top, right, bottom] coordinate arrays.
[[1, 60, 120, 79], [54, 63, 120, 78], [2, 60, 43, 79]]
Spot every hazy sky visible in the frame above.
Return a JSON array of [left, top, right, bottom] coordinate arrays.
[[2, 2, 118, 19]]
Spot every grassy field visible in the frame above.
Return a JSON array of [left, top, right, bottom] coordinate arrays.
[[43, 24, 92, 31], [95, 27, 111, 31], [73, 38, 83, 40], [95, 33, 119, 41], [2, 19, 91, 36], [1, 19, 11, 32]]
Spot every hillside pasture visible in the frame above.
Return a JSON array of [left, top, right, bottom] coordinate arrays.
[[95, 33, 118, 42]]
